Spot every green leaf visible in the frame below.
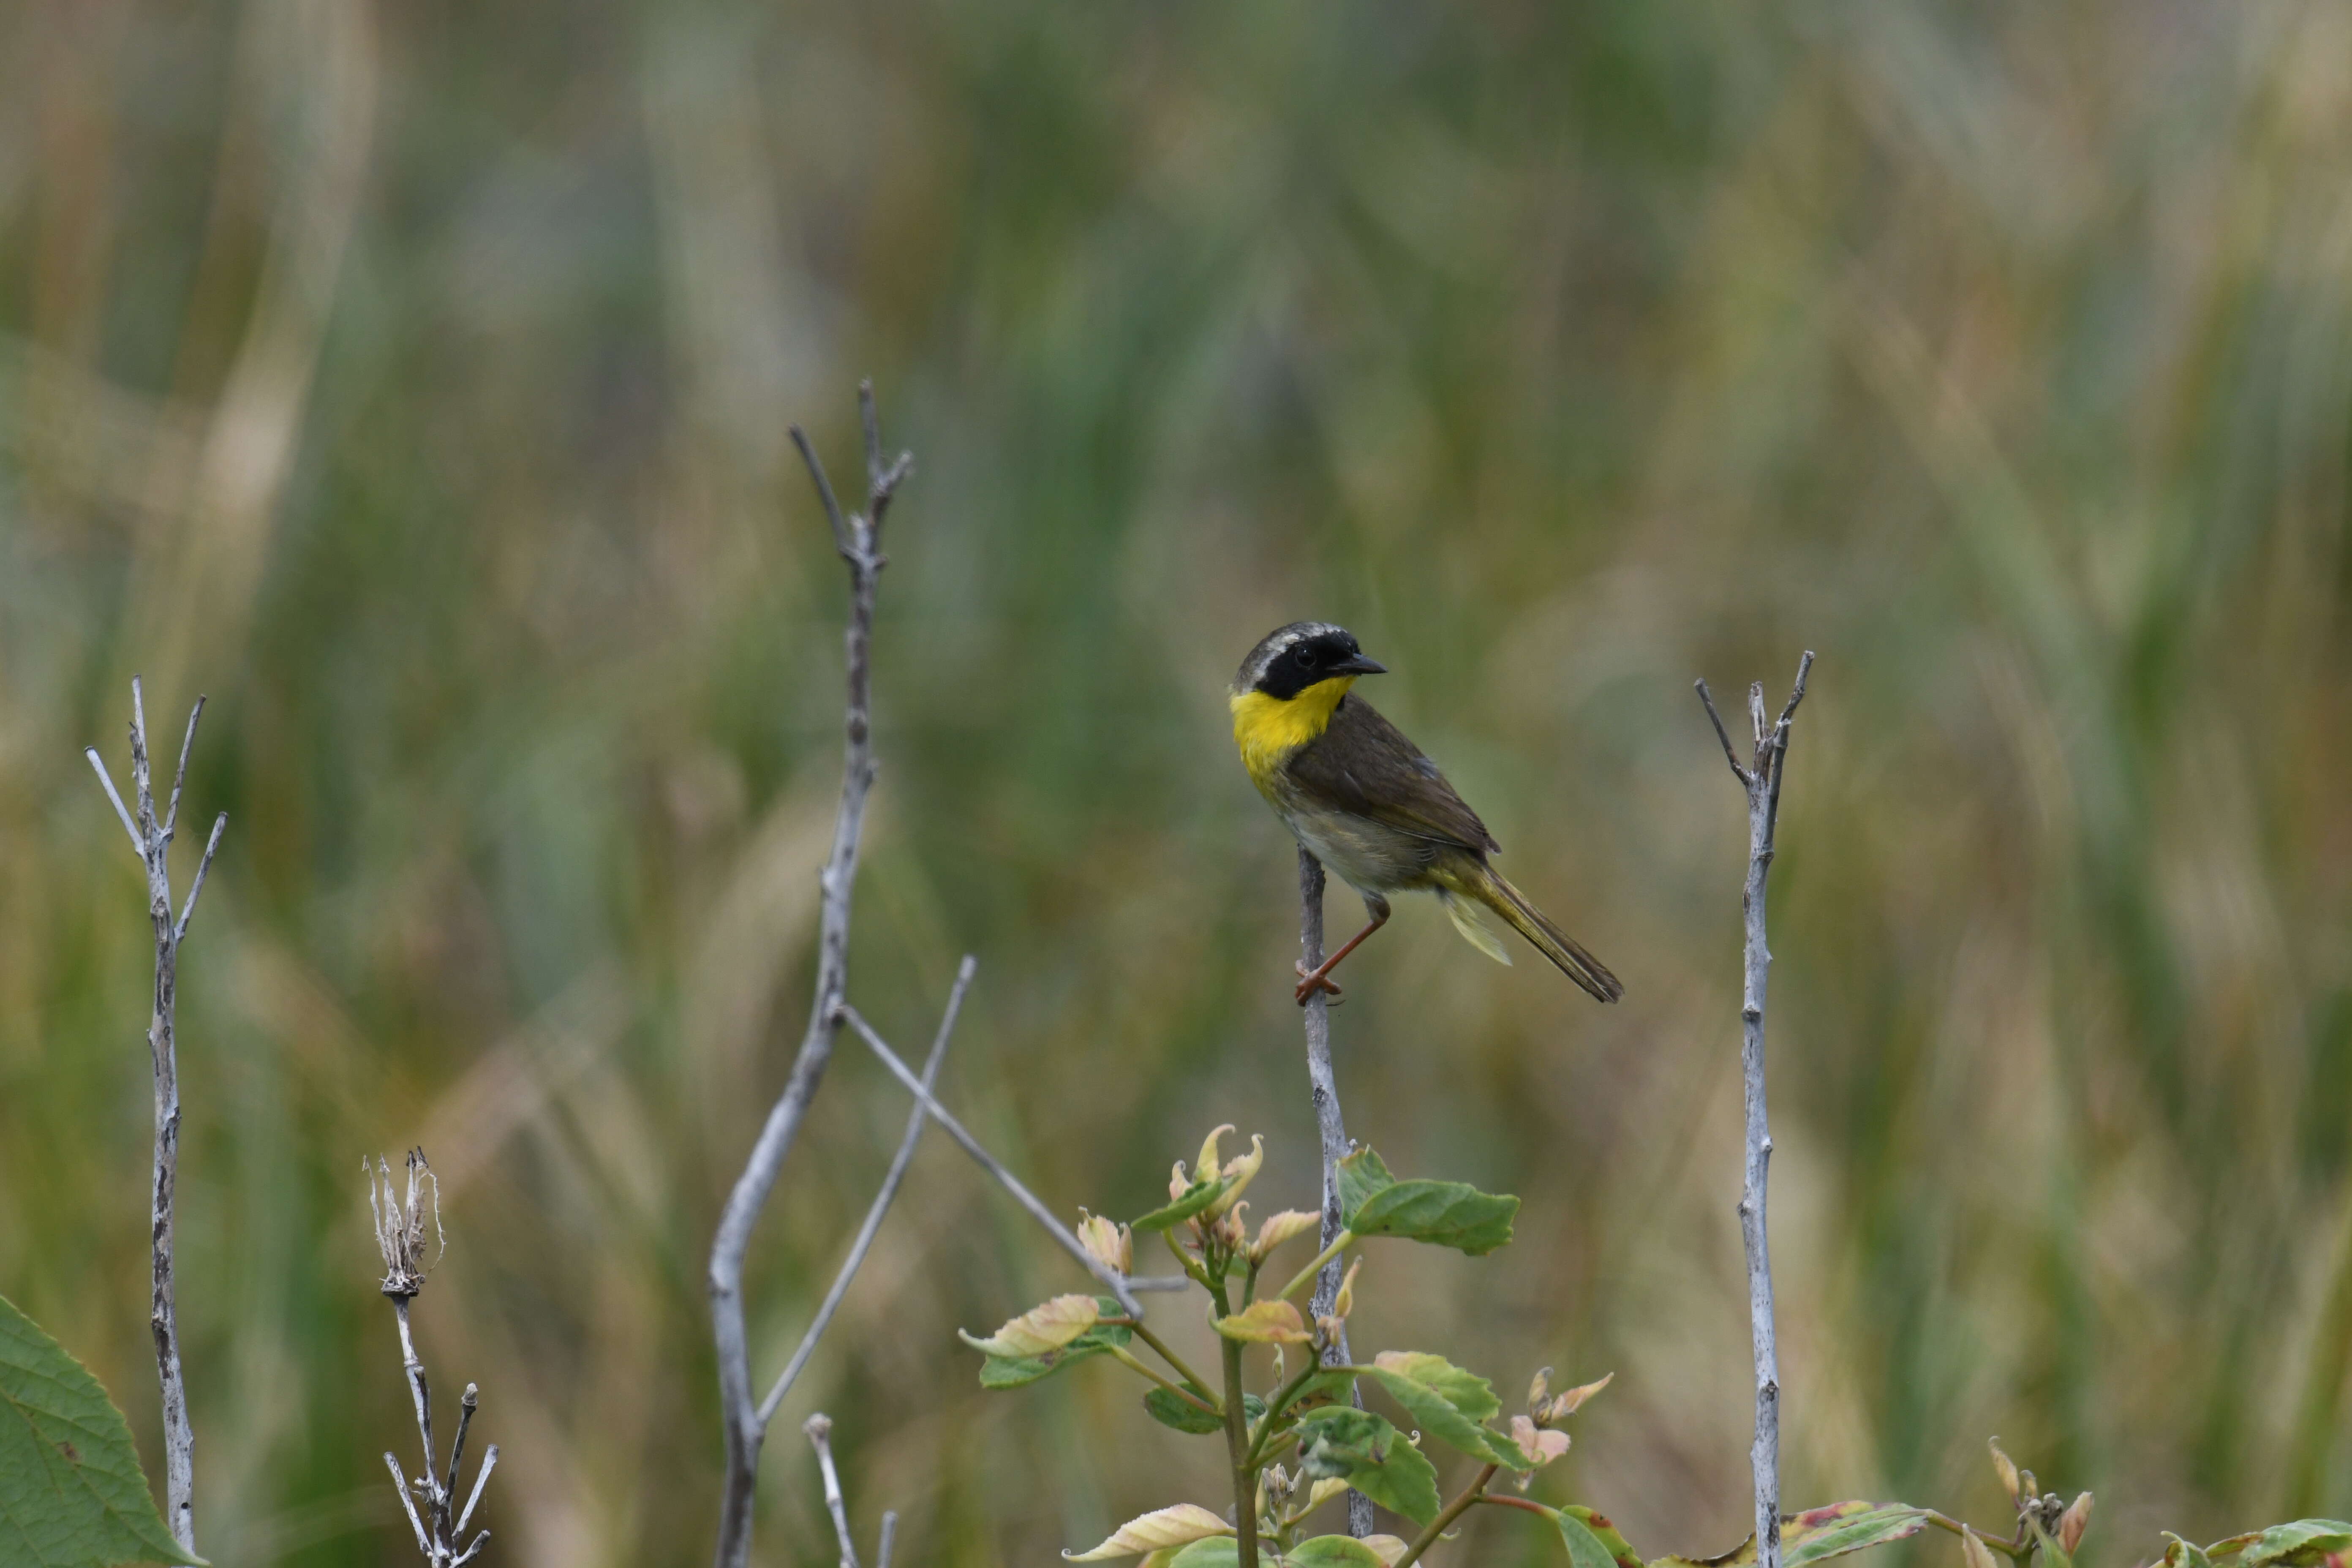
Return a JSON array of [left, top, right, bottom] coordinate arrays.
[[1163, 1539, 1241, 1568], [1364, 1367, 1526, 1468], [0, 1292, 206, 1567], [2027, 1522, 2072, 1568], [1294, 1407, 1441, 1526], [1142, 1386, 1226, 1434], [2242, 1523, 2352, 1568], [1783, 1505, 1929, 1568], [1560, 1511, 1628, 1568], [1560, 1506, 1643, 1568], [1336, 1149, 1397, 1226], [1370, 1352, 1500, 1421], [1293, 1370, 1358, 1407], [1649, 1505, 1928, 1568], [1147, 1390, 1263, 1435], [1133, 1179, 1229, 1233], [1285, 1536, 1391, 1565], [975, 1305, 1132, 1388], [1348, 1180, 1519, 1255]]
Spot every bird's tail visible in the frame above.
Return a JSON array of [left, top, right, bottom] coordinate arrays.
[[1442, 863, 1622, 1003]]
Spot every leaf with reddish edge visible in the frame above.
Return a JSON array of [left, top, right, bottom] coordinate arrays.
[[1559, 1505, 1641, 1568], [2242, 1523, 2352, 1568], [1783, 1504, 1929, 1568]]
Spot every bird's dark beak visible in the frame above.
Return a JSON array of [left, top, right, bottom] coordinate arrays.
[[1332, 653, 1387, 677]]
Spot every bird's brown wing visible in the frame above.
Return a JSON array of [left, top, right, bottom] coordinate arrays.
[[1283, 695, 1500, 855]]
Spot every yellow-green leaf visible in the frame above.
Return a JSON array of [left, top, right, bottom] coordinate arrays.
[[1064, 1503, 1233, 1561], [959, 1294, 1102, 1358], [1214, 1300, 1312, 1344]]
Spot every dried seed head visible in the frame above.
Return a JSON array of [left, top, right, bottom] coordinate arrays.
[[366, 1148, 442, 1298]]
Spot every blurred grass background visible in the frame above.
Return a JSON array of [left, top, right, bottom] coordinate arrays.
[[4, 0, 2351, 1563]]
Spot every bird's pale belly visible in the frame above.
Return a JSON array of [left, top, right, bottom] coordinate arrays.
[[1276, 802, 1435, 897]]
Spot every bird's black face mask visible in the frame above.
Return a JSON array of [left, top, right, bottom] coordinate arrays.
[[1252, 630, 1387, 701]]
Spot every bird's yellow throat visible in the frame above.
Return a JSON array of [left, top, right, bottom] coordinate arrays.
[[1230, 676, 1358, 787]]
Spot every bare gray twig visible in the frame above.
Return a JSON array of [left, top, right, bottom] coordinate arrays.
[[1298, 849, 1374, 1538], [368, 1150, 496, 1567], [756, 957, 979, 1428], [1694, 650, 1814, 1568], [84, 678, 227, 1556], [709, 385, 915, 1568], [805, 1414, 862, 1568], [838, 1005, 1176, 1318]]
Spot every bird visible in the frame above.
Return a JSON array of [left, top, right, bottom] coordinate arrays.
[[1230, 621, 1621, 1007]]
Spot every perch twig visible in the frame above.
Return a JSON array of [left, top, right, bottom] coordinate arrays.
[[1694, 650, 1814, 1568]]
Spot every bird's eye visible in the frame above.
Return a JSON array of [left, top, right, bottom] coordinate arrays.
[[1294, 645, 1318, 667]]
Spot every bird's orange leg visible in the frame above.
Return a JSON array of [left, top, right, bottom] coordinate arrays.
[[1294, 903, 1391, 1005]]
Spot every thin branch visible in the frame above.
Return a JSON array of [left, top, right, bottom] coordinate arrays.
[[1693, 680, 1753, 787], [85, 750, 141, 852], [163, 695, 205, 840], [791, 425, 855, 558], [175, 812, 228, 942], [1298, 849, 1375, 1540], [1693, 650, 1815, 1568], [1391, 1462, 1501, 1568], [756, 957, 979, 1428], [455, 1446, 498, 1538], [838, 1004, 1150, 1320], [385, 1452, 431, 1556], [445, 1384, 478, 1508], [805, 1415, 861, 1568], [877, 1511, 898, 1568]]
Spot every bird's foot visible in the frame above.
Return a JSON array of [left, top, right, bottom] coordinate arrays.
[[1293, 961, 1344, 1006]]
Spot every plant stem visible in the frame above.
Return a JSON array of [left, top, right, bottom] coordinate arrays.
[[1108, 1345, 1219, 1414], [1127, 1321, 1219, 1402], [1920, 1513, 2031, 1561], [1222, 1331, 1260, 1568], [1476, 1494, 1553, 1519], [1243, 1360, 1327, 1471], [1391, 1462, 1500, 1568], [1279, 1233, 1351, 1303]]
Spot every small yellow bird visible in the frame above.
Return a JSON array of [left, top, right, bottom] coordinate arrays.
[[1231, 621, 1621, 1006]]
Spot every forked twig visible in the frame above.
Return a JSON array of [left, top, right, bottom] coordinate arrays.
[[709, 385, 929, 1568], [756, 957, 980, 1428], [1693, 650, 1814, 1568], [838, 1006, 1188, 1318], [83, 679, 229, 1556]]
